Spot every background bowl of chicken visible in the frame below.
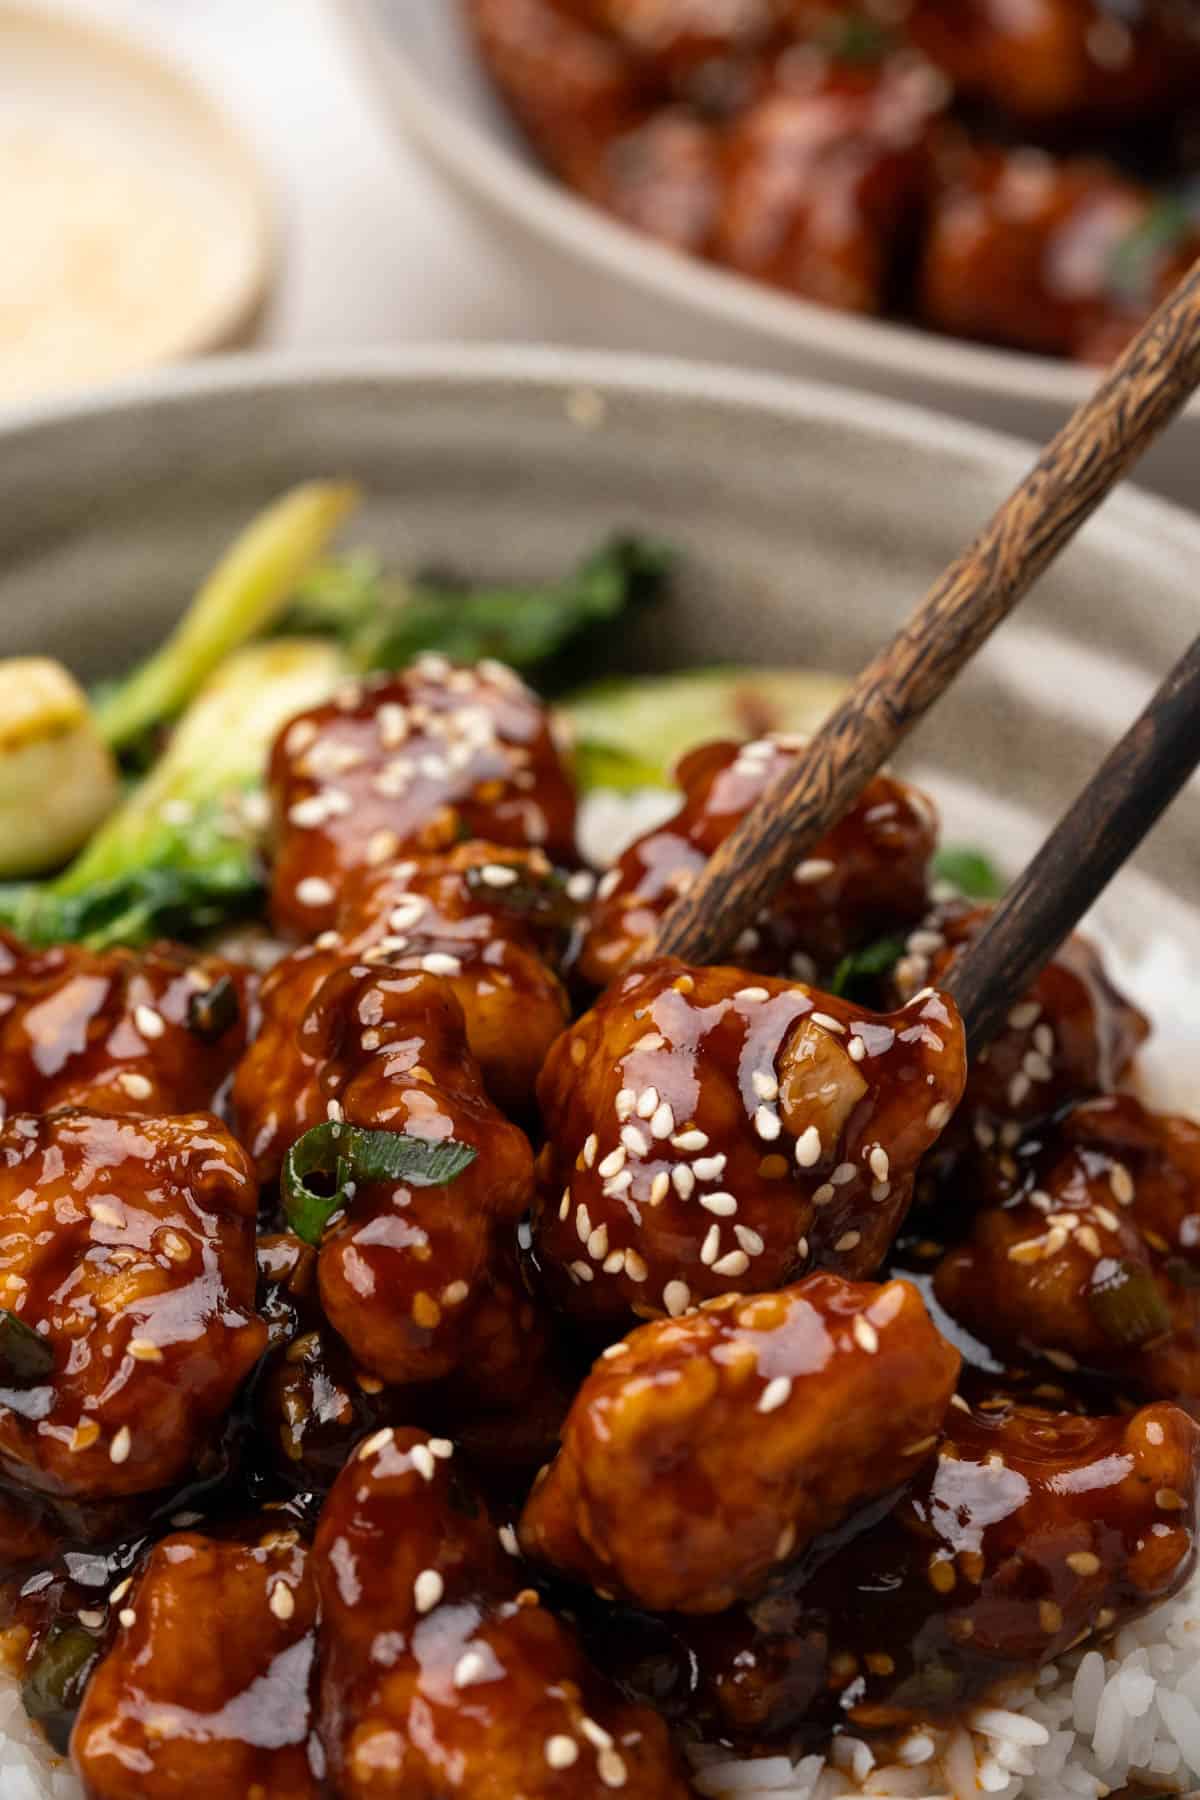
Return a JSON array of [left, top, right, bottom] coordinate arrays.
[[335, 0, 1200, 508]]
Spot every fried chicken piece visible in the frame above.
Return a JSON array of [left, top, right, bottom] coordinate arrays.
[[935, 1095, 1200, 1399], [521, 1273, 959, 1612], [314, 1424, 697, 1797], [0, 1110, 265, 1501], [714, 54, 944, 314], [534, 957, 965, 1325], [0, 933, 251, 1118], [895, 901, 1147, 1155], [73, 1526, 321, 1798], [241, 962, 535, 1389], [906, 0, 1200, 126], [268, 657, 577, 936], [918, 145, 1200, 365], [618, 1396, 1199, 1744], [578, 739, 937, 988], [256, 1232, 570, 1492]]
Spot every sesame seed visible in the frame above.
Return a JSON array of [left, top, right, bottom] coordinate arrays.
[[848, 1037, 866, 1063], [811, 1012, 846, 1035], [650, 1101, 675, 1140], [853, 1316, 878, 1354], [366, 828, 401, 865], [1076, 1225, 1102, 1257], [77, 1611, 104, 1630], [1023, 1050, 1053, 1083], [454, 1649, 489, 1688], [109, 1427, 132, 1465], [796, 1236, 809, 1259], [813, 1183, 835, 1206], [588, 1225, 609, 1261], [429, 1438, 453, 1459], [116, 1071, 153, 1100], [576, 1204, 592, 1243], [663, 1280, 691, 1317], [479, 864, 519, 889], [1039, 1600, 1063, 1635], [326, 1099, 344, 1123], [128, 1338, 162, 1363], [926, 1101, 952, 1130], [1043, 1226, 1069, 1256], [296, 875, 337, 912], [569, 1261, 594, 1284], [758, 1376, 792, 1414], [269, 1581, 295, 1622], [411, 1444, 436, 1482], [414, 1569, 444, 1614], [442, 1281, 469, 1306], [794, 858, 835, 885], [603, 1250, 626, 1274], [499, 1525, 520, 1556], [598, 1748, 628, 1788], [735, 986, 770, 1003], [1146, 1420, 1165, 1446], [1094, 1205, 1120, 1232], [633, 1032, 665, 1053], [700, 1225, 721, 1266], [1008, 1001, 1041, 1030], [1110, 1164, 1135, 1205], [358, 1428, 394, 1461], [615, 1088, 635, 1120], [734, 1225, 765, 1256], [1066, 1552, 1101, 1576], [636, 1087, 659, 1119], [620, 1125, 649, 1157], [580, 1719, 613, 1750], [775, 1525, 796, 1561], [134, 1004, 164, 1040], [795, 1126, 822, 1167], [1008, 1072, 1031, 1108], [712, 1250, 750, 1278], [598, 1147, 626, 1179], [754, 1106, 781, 1142], [871, 1180, 891, 1204], [868, 1146, 890, 1183], [118, 1609, 137, 1629], [1033, 1022, 1055, 1056], [752, 1070, 779, 1101], [421, 952, 463, 977], [700, 1192, 738, 1216], [831, 1161, 856, 1186], [388, 897, 427, 931], [625, 1250, 648, 1282], [582, 1135, 598, 1168], [671, 1129, 708, 1152], [596, 869, 622, 901], [559, 1190, 571, 1222], [545, 1736, 579, 1769], [692, 1153, 727, 1181]]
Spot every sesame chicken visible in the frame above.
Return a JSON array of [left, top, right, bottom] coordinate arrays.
[[521, 1272, 960, 1612], [314, 1424, 697, 1797], [267, 659, 577, 936], [534, 957, 965, 1325]]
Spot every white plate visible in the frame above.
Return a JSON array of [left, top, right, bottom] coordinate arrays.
[[0, 4, 275, 406], [336, 0, 1200, 508]]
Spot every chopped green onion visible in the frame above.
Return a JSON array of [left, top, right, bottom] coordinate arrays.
[[0, 1310, 55, 1385], [187, 974, 241, 1041], [933, 847, 1004, 901], [1087, 1258, 1171, 1348], [282, 1123, 477, 1247], [1108, 191, 1198, 309], [21, 1624, 102, 1752], [831, 935, 906, 1000]]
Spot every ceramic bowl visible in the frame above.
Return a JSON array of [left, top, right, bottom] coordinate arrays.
[[334, 0, 1200, 508]]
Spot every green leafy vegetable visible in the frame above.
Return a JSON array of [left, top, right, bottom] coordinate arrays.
[[0, 1310, 55, 1385], [831, 935, 906, 1000], [97, 481, 358, 753], [823, 13, 895, 61], [1108, 190, 1199, 308], [0, 640, 345, 950], [283, 1123, 478, 1247], [21, 1624, 103, 1752], [287, 536, 673, 686], [1088, 1259, 1171, 1348], [933, 846, 1005, 900]]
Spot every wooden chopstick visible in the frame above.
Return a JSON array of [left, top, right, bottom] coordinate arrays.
[[944, 633, 1200, 1055], [651, 257, 1200, 967]]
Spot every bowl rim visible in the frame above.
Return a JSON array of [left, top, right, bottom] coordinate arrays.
[[332, 0, 1198, 419], [3, 339, 1199, 573], [0, 0, 278, 380]]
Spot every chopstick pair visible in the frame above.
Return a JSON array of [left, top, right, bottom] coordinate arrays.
[[651, 258, 1200, 1050]]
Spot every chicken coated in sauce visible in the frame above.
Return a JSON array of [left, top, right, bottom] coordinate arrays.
[[534, 957, 965, 1325], [918, 144, 1200, 363], [521, 1273, 960, 1613], [315, 1423, 698, 1796], [267, 658, 577, 937], [935, 1094, 1200, 1401], [73, 1525, 321, 1798], [0, 934, 251, 1120], [578, 738, 937, 987], [0, 1110, 265, 1502], [607, 1395, 1199, 1744]]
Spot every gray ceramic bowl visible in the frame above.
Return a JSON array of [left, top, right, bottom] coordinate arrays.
[[2, 346, 1198, 1030], [336, 0, 1200, 509]]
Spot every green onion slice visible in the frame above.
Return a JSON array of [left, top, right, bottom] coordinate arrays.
[[282, 1123, 476, 1247], [1087, 1258, 1171, 1348], [0, 1310, 55, 1385]]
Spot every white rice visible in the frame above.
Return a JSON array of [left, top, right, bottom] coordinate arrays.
[[3, 779, 1199, 1797]]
